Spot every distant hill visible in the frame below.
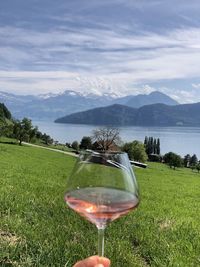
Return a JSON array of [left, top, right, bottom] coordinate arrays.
[[117, 91, 178, 108], [55, 102, 200, 127], [56, 104, 137, 125], [0, 90, 178, 120]]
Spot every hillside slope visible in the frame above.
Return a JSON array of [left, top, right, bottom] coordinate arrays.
[[0, 103, 12, 125], [55, 102, 200, 126]]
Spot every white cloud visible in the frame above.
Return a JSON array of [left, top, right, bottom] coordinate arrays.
[[1, 23, 200, 102], [157, 87, 200, 104], [192, 83, 200, 89]]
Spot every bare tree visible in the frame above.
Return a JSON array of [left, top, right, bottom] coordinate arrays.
[[91, 127, 121, 151]]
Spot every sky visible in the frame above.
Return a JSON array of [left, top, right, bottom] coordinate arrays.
[[1, 0, 200, 103]]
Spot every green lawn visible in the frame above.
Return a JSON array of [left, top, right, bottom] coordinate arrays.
[[1, 142, 200, 266], [33, 140, 74, 153]]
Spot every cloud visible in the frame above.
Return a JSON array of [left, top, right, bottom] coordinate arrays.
[[192, 83, 200, 89], [1, 7, 200, 102], [1, 25, 200, 74]]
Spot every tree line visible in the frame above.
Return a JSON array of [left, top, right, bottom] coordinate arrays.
[[144, 136, 160, 155], [0, 116, 54, 146], [69, 129, 200, 172]]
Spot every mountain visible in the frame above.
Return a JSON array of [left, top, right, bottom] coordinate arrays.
[[0, 91, 39, 120], [55, 102, 200, 127], [118, 91, 178, 108], [56, 104, 137, 125], [0, 90, 178, 120], [0, 90, 114, 120]]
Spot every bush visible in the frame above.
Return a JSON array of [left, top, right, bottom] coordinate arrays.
[[71, 141, 79, 151], [122, 140, 148, 163], [80, 136, 92, 150], [163, 152, 183, 169], [65, 142, 72, 148], [148, 154, 162, 162]]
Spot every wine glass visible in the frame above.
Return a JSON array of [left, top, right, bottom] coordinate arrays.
[[64, 150, 139, 257]]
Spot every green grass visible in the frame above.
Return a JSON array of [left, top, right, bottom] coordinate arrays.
[[0, 136, 18, 144], [1, 142, 200, 266], [33, 140, 74, 153]]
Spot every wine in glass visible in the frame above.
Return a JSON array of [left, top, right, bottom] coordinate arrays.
[[65, 151, 139, 257]]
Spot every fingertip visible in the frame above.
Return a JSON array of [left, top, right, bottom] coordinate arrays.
[[88, 255, 99, 262], [73, 256, 98, 267], [100, 257, 111, 267], [73, 255, 111, 267]]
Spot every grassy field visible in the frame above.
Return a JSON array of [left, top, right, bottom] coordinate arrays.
[[1, 141, 200, 266], [33, 140, 75, 153]]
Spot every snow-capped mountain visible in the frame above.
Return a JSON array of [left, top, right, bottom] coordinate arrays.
[[38, 89, 122, 99], [0, 90, 178, 120], [0, 91, 39, 102], [0, 90, 116, 120]]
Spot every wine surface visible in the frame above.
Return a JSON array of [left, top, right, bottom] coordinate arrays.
[[65, 187, 139, 228]]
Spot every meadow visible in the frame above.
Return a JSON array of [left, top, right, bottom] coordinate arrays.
[[1, 141, 200, 266]]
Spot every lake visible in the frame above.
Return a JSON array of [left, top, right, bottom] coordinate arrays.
[[33, 121, 200, 158]]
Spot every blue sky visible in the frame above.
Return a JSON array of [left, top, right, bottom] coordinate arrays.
[[1, 0, 200, 102]]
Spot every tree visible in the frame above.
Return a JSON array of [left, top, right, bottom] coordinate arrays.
[[122, 140, 148, 163], [0, 103, 13, 138], [163, 152, 183, 169], [92, 127, 121, 151], [0, 103, 12, 120], [65, 142, 72, 148], [42, 133, 53, 145], [190, 154, 198, 166], [183, 154, 191, 167], [156, 138, 160, 155], [36, 130, 43, 140], [0, 123, 13, 138], [80, 136, 92, 150], [144, 136, 148, 148], [150, 137, 154, 154], [191, 164, 196, 172], [144, 136, 160, 156], [148, 154, 162, 162], [13, 118, 37, 145], [153, 139, 157, 154], [196, 163, 200, 173], [72, 141, 79, 151]]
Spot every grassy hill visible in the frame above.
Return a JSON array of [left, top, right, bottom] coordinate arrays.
[[1, 141, 200, 266], [0, 103, 12, 126], [0, 103, 13, 139]]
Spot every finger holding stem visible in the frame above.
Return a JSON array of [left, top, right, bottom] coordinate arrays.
[[73, 255, 110, 267]]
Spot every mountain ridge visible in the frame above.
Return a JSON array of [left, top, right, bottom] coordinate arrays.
[[55, 102, 200, 127], [114, 91, 178, 107], [0, 90, 178, 120]]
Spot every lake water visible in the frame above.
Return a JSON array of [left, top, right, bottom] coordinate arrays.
[[33, 121, 200, 158]]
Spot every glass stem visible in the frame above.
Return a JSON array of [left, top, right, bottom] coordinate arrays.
[[97, 227, 105, 257]]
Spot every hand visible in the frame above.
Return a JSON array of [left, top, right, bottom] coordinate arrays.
[[73, 255, 111, 267]]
